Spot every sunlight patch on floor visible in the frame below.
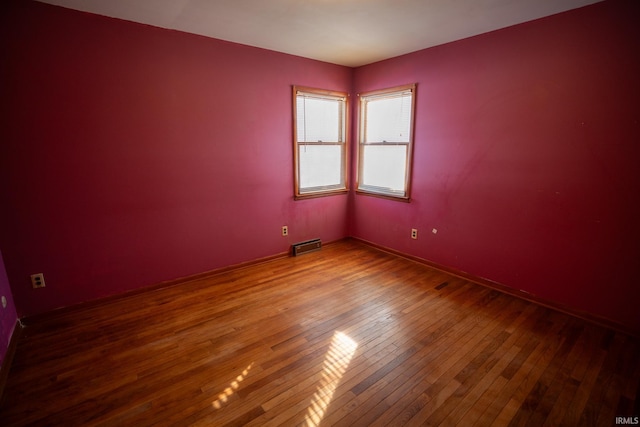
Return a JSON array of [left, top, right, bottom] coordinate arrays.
[[212, 362, 254, 409], [304, 331, 358, 426]]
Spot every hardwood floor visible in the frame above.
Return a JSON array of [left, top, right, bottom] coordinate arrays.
[[1, 239, 638, 426]]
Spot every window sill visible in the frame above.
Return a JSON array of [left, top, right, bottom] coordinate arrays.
[[355, 189, 411, 203], [295, 189, 349, 200]]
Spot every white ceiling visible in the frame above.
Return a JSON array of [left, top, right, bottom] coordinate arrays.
[[36, 0, 602, 67]]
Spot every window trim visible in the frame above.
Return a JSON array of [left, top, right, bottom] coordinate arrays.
[[356, 83, 416, 202], [292, 86, 349, 200]]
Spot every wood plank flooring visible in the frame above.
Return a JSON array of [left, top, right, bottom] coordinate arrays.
[[1, 239, 638, 426]]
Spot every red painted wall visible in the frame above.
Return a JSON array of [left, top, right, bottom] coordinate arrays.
[[352, 0, 640, 331], [0, 1, 351, 317]]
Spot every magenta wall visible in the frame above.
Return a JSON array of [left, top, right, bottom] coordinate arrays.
[[352, 0, 640, 331], [0, 250, 18, 367], [0, 1, 351, 317]]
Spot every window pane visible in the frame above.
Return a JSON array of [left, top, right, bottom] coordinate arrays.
[[365, 94, 412, 143], [361, 145, 407, 193], [297, 96, 342, 143], [299, 145, 343, 191]]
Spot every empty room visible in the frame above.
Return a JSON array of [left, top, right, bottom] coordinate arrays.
[[1, 0, 639, 425]]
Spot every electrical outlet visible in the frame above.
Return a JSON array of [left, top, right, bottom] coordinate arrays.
[[282, 226, 288, 236], [31, 273, 45, 289], [411, 228, 418, 239]]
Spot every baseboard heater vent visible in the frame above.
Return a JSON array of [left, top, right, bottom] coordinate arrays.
[[292, 239, 321, 256]]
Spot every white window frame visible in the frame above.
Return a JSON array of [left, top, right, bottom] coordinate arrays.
[[293, 86, 348, 199], [356, 84, 416, 201]]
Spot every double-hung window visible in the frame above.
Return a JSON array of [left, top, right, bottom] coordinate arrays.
[[293, 86, 348, 199], [357, 84, 416, 200]]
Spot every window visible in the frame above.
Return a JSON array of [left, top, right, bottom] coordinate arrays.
[[293, 86, 348, 199], [357, 84, 416, 200]]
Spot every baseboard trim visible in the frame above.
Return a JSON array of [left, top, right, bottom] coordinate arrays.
[[21, 238, 348, 327], [351, 237, 639, 338], [22, 250, 291, 326], [0, 319, 24, 405], [22, 236, 632, 336]]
